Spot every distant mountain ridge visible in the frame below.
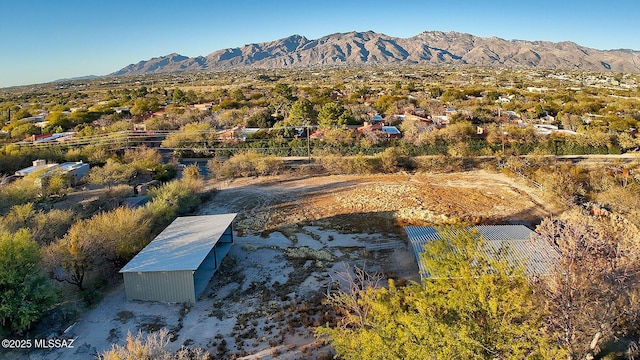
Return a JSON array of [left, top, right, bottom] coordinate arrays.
[[111, 30, 640, 76]]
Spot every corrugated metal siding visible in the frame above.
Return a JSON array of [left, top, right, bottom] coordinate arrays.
[[404, 225, 560, 279], [470, 225, 534, 241], [123, 271, 195, 303], [121, 218, 236, 303], [483, 238, 561, 276]]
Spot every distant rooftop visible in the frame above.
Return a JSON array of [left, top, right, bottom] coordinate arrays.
[[15, 163, 58, 177], [57, 161, 88, 171], [15, 160, 87, 177], [381, 126, 401, 135]]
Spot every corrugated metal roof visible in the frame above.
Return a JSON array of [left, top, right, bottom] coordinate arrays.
[[404, 225, 560, 278], [120, 214, 237, 273]]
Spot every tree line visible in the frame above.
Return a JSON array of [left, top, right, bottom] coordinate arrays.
[[0, 148, 208, 335]]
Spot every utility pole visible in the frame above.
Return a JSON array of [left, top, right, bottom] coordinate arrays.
[[500, 123, 505, 156], [306, 124, 311, 163]]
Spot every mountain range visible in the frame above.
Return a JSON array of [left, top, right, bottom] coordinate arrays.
[[111, 30, 640, 76]]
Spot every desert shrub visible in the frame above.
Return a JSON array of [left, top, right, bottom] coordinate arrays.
[[377, 147, 414, 173], [314, 149, 377, 175], [585, 166, 618, 193], [98, 184, 133, 209], [0, 229, 56, 334], [100, 329, 210, 360], [414, 155, 463, 173], [532, 166, 584, 205], [593, 182, 640, 228], [182, 164, 203, 182], [284, 246, 335, 261], [87, 159, 136, 188], [314, 149, 345, 175], [211, 151, 283, 179], [123, 146, 163, 174], [446, 141, 471, 157], [0, 203, 76, 246], [152, 164, 178, 182], [43, 206, 152, 289], [206, 157, 224, 178], [0, 176, 40, 214], [146, 179, 202, 229], [343, 153, 376, 174], [503, 155, 529, 175]]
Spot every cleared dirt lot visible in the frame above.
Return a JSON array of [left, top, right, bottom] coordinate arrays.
[[24, 170, 556, 360]]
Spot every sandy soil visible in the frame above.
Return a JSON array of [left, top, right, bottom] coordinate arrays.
[[15, 170, 555, 360]]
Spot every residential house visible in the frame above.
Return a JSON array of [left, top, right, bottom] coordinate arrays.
[[357, 123, 402, 140], [15, 159, 89, 186], [381, 126, 402, 139], [371, 114, 384, 123]]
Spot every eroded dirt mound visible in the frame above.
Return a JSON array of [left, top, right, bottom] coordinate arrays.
[[205, 170, 556, 234]]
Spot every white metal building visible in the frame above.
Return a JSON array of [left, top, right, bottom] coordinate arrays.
[[120, 214, 237, 303]]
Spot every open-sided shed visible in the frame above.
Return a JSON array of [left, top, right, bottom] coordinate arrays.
[[120, 213, 237, 303]]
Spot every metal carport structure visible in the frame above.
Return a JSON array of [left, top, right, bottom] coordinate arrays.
[[120, 213, 237, 303]]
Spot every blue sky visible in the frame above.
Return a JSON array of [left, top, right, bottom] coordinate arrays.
[[0, 0, 638, 88]]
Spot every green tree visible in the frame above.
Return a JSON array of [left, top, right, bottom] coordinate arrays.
[[0, 229, 55, 334], [45, 111, 71, 130], [160, 122, 218, 155], [68, 110, 102, 126], [145, 178, 203, 228], [30, 208, 75, 246], [318, 227, 563, 359], [287, 98, 317, 126], [0, 176, 40, 214], [134, 86, 148, 98], [44, 207, 151, 290], [373, 94, 401, 115], [44, 230, 94, 290], [11, 107, 32, 120], [272, 83, 295, 101], [318, 102, 349, 128], [40, 169, 71, 198], [172, 88, 186, 104], [231, 88, 246, 102], [10, 122, 39, 139], [123, 146, 163, 174], [246, 109, 275, 128], [130, 98, 161, 116], [271, 83, 296, 118], [184, 90, 199, 105]]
